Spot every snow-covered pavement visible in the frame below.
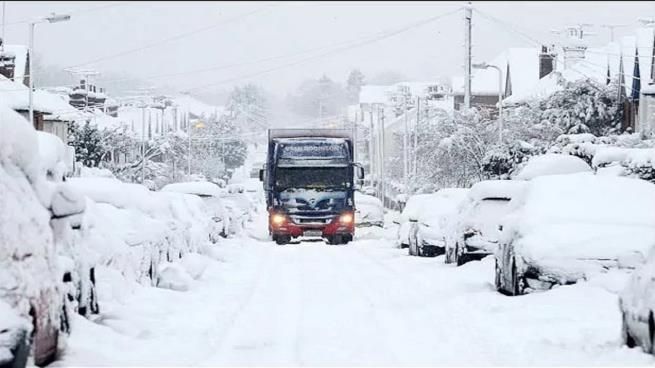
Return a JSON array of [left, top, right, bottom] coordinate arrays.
[[53, 212, 655, 366]]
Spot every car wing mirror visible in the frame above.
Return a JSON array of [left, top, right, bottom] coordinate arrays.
[[259, 169, 264, 182]]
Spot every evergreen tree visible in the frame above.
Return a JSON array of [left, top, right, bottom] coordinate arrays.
[[346, 69, 366, 104]]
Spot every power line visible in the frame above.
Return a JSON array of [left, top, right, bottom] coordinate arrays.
[[75, 18, 432, 86], [64, 3, 279, 69], [184, 7, 463, 92]]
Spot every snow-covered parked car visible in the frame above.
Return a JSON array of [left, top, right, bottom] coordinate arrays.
[[161, 181, 230, 241], [68, 177, 213, 286], [220, 184, 255, 235], [396, 193, 435, 249], [0, 106, 65, 367], [37, 131, 99, 319], [620, 245, 655, 355], [511, 153, 592, 180], [407, 188, 469, 257], [496, 173, 655, 296], [354, 191, 384, 228], [445, 180, 525, 266]]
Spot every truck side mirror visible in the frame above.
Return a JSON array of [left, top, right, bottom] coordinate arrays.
[[259, 169, 264, 182], [353, 163, 365, 180]]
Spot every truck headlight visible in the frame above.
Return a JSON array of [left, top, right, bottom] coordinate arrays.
[[339, 212, 354, 224], [271, 213, 286, 225]]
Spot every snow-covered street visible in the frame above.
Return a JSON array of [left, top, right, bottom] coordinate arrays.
[[52, 211, 654, 366]]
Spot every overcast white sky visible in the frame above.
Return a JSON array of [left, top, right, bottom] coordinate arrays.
[[3, 1, 655, 101]]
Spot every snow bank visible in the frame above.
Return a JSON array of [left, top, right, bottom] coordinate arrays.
[[179, 253, 212, 280], [512, 154, 592, 180], [156, 263, 193, 292], [161, 181, 222, 197], [503, 173, 655, 264]]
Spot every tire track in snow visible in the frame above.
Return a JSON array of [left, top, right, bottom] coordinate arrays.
[[198, 239, 274, 364], [205, 240, 305, 365], [352, 244, 478, 364], [322, 244, 402, 365]]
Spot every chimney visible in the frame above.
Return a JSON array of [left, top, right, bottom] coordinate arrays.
[[539, 44, 557, 78], [562, 26, 588, 69]]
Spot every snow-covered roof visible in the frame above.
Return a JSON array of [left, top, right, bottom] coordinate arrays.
[[173, 93, 222, 118], [504, 43, 622, 105], [0, 74, 84, 121], [359, 85, 389, 104], [453, 48, 540, 97]]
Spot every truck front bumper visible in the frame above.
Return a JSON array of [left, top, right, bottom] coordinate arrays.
[[269, 210, 354, 238]]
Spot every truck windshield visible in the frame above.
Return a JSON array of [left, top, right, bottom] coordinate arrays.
[[278, 141, 348, 160], [275, 167, 350, 191]]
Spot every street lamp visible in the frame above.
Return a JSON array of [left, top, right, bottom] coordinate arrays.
[[28, 13, 71, 126], [473, 62, 504, 143]]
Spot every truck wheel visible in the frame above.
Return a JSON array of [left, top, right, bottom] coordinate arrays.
[[330, 235, 343, 245], [275, 235, 290, 245]]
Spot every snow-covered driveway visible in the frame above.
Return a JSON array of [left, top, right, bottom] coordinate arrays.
[[53, 214, 654, 366]]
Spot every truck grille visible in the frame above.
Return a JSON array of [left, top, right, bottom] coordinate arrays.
[[290, 215, 334, 225]]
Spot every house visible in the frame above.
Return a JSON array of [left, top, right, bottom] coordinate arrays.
[[501, 25, 655, 134], [0, 74, 84, 144], [452, 47, 547, 111]]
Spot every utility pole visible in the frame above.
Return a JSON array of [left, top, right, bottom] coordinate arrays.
[[2, 2, 6, 52], [464, 2, 473, 110], [403, 99, 409, 189], [414, 97, 420, 179], [379, 106, 385, 206], [369, 109, 375, 187], [141, 104, 146, 183]]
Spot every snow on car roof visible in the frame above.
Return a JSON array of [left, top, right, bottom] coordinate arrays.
[[419, 188, 470, 224], [0, 104, 39, 176], [161, 181, 222, 197], [503, 173, 655, 261], [468, 180, 526, 202], [512, 154, 592, 180]]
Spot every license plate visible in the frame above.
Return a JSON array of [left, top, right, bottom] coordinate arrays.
[[303, 230, 323, 237]]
